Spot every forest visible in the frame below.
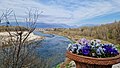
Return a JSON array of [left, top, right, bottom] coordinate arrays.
[[0, 26, 28, 32], [77, 21, 120, 44]]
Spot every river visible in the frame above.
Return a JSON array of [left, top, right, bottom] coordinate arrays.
[[33, 31, 73, 67]]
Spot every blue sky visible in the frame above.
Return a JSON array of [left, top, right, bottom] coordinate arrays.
[[0, 0, 120, 25], [80, 12, 120, 25]]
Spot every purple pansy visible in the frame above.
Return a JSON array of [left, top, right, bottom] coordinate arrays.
[[78, 38, 89, 45], [81, 45, 91, 55], [111, 48, 119, 55], [67, 38, 119, 58], [103, 44, 113, 53], [103, 44, 119, 56]]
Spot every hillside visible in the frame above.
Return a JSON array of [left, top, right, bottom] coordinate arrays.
[[43, 21, 120, 45], [0, 26, 28, 32]]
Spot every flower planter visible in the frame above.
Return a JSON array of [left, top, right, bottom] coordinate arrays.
[[66, 51, 120, 68]]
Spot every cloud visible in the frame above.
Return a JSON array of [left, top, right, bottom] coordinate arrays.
[[0, 0, 120, 25]]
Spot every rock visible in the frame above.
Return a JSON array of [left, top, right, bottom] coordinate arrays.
[[112, 63, 120, 68]]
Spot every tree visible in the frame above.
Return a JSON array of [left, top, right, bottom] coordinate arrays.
[[0, 9, 50, 68]]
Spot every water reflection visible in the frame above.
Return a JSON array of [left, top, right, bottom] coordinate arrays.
[[33, 31, 72, 67]]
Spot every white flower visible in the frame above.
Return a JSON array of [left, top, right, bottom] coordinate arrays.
[[91, 39, 101, 47], [92, 53, 96, 56], [99, 47, 105, 54], [67, 44, 72, 51], [90, 40, 96, 46], [71, 44, 79, 53], [77, 44, 83, 54], [96, 48, 102, 55], [96, 47, 104, 55], [95, 43, 100, 47]]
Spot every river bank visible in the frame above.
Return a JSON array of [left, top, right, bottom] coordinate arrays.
[[0, 31, 44, 47], [0, 31, 44, 40]]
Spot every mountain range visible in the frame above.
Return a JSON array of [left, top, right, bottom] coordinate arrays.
[[0, 22, 97, 28], [0, 22, 77, 28]]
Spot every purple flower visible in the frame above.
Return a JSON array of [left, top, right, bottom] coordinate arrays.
[[67, 39, 119, 58], [103, 44, 119, 56], [78, 38, 89, 45], [96, 39, 101, 44], [111, 48, 119, 55], [81, 45, 91, 55], [103, 44, 112, 53]]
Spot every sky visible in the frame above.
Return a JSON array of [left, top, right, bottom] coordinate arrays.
[[0, 0, 120, 25]]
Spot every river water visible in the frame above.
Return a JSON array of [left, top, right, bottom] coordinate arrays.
[[33, 31, 73, 67]]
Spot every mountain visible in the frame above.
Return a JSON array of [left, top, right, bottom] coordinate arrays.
[[78, 24, 99, 27], [35, 23, 73, 28], [0, 22, 76, 28]]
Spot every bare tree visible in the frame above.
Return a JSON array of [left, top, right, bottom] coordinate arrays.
[[0, 9, 50, 68]]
